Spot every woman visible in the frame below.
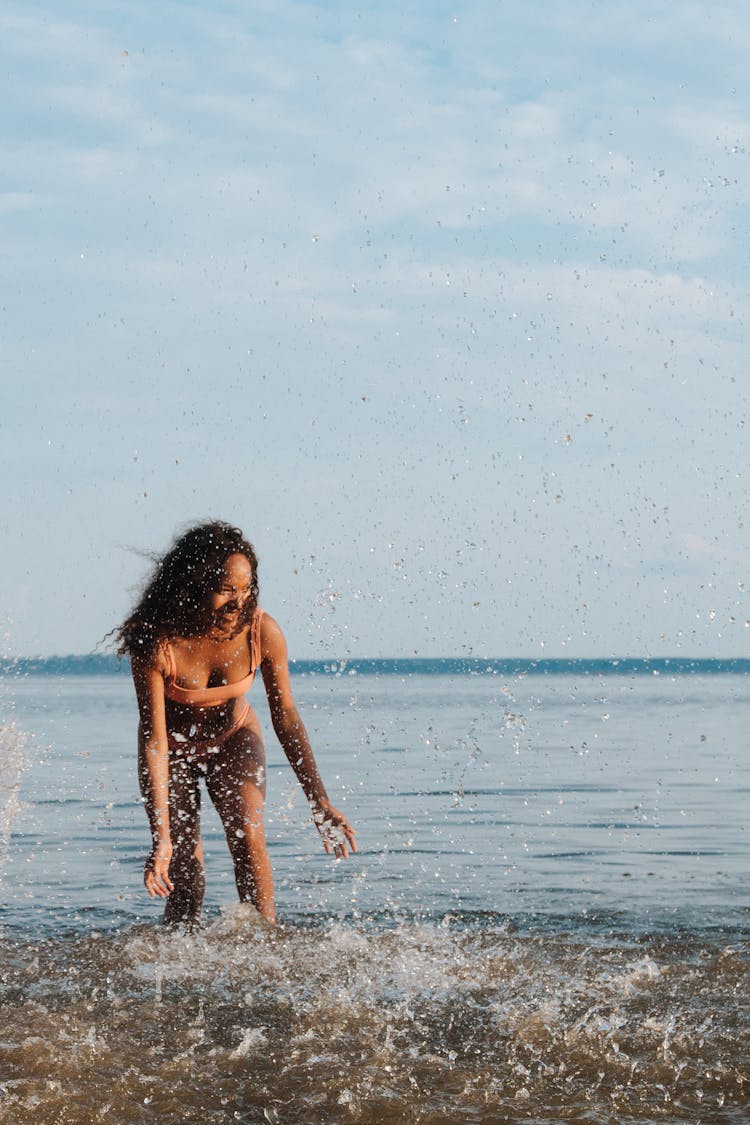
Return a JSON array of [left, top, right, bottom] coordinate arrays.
[[115, 521, 356, 926]]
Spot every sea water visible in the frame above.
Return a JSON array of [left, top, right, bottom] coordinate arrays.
[[0, 665, 748, 1122]]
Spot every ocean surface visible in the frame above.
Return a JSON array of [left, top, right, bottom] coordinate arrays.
[[0, 660, 748, 1123]]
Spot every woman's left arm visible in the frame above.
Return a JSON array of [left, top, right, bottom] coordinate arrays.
[[260, 613, 357, 858]]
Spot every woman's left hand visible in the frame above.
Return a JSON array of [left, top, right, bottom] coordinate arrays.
[[311, 798, 357, 858]]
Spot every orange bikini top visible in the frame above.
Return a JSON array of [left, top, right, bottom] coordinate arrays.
[[162, 609, 264, 707]]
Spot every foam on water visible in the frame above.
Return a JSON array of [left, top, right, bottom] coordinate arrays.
[[0, 907, 748, 1123]]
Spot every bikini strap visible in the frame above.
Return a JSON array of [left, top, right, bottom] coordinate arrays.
[[250, 608, 265, 671]]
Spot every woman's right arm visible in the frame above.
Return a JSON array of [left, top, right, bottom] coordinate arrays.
[[131, 654, 174, 899]]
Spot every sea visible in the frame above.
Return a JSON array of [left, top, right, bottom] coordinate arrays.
[[0, 656, 748, 1124]]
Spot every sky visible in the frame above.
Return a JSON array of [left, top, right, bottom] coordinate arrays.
[[2, 0, 749, 659]]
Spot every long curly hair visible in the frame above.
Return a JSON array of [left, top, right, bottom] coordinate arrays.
[[115, 521, 260, 657]]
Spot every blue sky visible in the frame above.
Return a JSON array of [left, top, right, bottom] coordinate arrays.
[[3, 1, 749, 657]]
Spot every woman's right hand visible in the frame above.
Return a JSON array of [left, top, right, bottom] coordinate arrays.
[[144, 839, 174, 898]]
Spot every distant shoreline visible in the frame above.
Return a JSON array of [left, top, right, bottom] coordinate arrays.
[[2, 655, 750, 677]]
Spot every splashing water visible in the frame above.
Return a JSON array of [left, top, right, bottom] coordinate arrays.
[[0, 721, 26, 876], [0, 907, 748, 1123]]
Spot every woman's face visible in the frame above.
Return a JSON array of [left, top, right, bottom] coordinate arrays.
[[206, 553, 254, 637]]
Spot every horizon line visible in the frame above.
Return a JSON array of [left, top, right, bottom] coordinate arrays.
[[2, 653, 750, 676]]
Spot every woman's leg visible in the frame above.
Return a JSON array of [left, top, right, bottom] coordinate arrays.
[[205, 728, 276, 924], [139, 737, 205, 925], [164, 754, 206, 925]]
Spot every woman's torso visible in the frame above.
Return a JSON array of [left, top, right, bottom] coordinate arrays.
[[161, 608, 264, 742]]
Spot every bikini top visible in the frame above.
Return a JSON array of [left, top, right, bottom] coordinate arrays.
[[162, 609, 264, 707]]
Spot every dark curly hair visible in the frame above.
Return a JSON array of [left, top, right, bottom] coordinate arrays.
[[115, 521, 259, 657]]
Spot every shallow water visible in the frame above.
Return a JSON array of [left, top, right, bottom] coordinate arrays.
[[1, 910, 748, 1122], [1, 670, 748, 1121]]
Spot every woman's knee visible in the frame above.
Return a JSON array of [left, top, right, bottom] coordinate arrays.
[[217, 783, 266, 851], [169, 828, 202, 866], [168, 794, 201, 860], [239, 800, 266, 839]]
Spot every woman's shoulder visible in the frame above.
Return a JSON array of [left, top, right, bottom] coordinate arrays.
[[130, 637, 170, 676], [257, 608, 283, 640], [255, 609, 289, 660]]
